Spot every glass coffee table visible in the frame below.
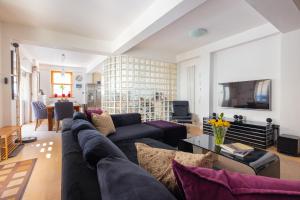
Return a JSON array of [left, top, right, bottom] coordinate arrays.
[[178, 134, 280, 178]]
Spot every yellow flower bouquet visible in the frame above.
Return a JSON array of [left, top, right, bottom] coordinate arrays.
[[208, 113, 230, 145]]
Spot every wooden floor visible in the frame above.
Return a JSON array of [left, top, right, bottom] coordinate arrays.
[[1, 123, 61, 200], [1, 122, 300, 200]]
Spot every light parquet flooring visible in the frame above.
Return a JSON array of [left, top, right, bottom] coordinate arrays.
[[1, 123, 61, 200]]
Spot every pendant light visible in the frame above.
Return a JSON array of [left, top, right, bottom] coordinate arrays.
[[61, 53, 66, 77]]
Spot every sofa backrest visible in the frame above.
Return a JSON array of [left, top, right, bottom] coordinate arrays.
[[61, 129, 101, 200], [111, 113, 142, 128], [97, 157, 176, 200], [78, 129, 128, 167]]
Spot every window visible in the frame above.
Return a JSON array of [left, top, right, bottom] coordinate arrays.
[[51, 71, 73, 97]]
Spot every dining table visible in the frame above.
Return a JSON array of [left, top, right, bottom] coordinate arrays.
[[46, 104, 81, 131]]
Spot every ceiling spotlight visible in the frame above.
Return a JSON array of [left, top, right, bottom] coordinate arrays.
[[188, 28, 208, 38]]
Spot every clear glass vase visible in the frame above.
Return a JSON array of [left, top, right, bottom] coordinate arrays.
[[212, 127, 227, 145]]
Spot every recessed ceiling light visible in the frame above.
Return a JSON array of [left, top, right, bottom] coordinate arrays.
[[188, 28, 208, 38]]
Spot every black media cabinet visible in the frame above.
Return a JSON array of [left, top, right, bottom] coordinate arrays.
[[203, 117, 279, 149]]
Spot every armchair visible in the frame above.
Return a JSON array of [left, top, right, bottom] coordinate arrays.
[[32, 101, 48, 131], [171, 101, 192, 123]]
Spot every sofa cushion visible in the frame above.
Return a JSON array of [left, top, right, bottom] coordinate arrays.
[[92, 112, 116, 136], [62, 118, 73, 132], [115, 138, 176, 164], [111, 113, 141, 128], [97, 157, 176, 200], [73, 112, 88, 121], [78, 129, 127, 167], [108, 124, 163, 143], [172, 160, 300, 200], [71, 119, 96, 137], [77, 129, 101, 149], [62, 130, 101, 200], [136, 143, 213, 194]]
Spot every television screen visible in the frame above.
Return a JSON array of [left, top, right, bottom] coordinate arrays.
[[218, 79, 271, 110]]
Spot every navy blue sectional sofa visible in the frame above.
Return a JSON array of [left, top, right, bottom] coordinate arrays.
[[62, 113, 186, 200], [108, 113, 164, 142]]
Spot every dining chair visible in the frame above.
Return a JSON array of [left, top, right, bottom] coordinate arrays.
[[54, 102, 74, 132], [32, 101, 48, 131]]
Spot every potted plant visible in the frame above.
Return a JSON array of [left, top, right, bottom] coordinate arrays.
[[208, 113, 230, 145]]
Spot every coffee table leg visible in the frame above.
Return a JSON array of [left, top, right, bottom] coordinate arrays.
[[256, 157, 280, 178]]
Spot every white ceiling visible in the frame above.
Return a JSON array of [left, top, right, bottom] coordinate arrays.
[[246, 0, 300, 33], [3, 0, 295, 65], [0, 0, 154, 40], [20, 44, 106, 68], [127, 0, 268, 59]]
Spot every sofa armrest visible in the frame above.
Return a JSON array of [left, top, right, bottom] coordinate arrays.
[[111, 113, 142, 128], [187, 113, 192, 118]]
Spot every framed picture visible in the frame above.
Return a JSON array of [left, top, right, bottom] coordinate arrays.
[[76, 84, 82, 88]]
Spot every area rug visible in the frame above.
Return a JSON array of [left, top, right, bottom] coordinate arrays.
[[8, 144, 25, 158], [0, 158, 37, 200]]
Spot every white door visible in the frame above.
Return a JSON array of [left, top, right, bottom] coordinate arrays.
[[186, 65, 195, 113]]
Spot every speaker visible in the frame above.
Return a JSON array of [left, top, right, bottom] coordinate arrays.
[[266, 118, 272, 123], [233, 115, 239, 121], [212, 113, 217, 119], [277, 134, 300, 156]]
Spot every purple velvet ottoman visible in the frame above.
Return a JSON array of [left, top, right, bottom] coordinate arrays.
[[144, 120, 187, 147]]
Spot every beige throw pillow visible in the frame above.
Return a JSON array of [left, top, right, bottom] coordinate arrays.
[[135, 143, 213, 192], [92, 112, 116, 136]]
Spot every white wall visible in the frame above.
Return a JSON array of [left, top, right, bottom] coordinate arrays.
[[0, 22, 103, 126], [177, 24, 279, 122], [280, 29, 300, 136], [177, 56, 211, 121], [1, 23, 14, 126], [0, 22, 3, 127], [212, 35, 281, 123], [177, 24, 300, 137], [39, 64, 89, 104]]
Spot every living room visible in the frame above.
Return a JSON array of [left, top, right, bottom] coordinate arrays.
[[0, 0, 300, 200]]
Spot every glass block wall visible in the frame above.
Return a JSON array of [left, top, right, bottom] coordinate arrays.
[[102, 56, 177, 121]]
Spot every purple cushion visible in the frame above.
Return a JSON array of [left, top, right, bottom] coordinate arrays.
[[145, 120, 183, 129], [172, 160, 300, 200], [85, 109, 103, 121]]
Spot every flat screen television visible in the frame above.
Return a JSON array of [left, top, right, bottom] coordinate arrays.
[[218, 79, 271, 110]]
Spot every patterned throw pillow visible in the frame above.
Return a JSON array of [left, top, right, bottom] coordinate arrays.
[[91, 112, 116, 136], [135, 143, 214, 192]]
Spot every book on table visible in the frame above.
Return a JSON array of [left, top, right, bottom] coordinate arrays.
[[220, 143, 254, 158]]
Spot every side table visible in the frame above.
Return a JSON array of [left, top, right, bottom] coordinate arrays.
[[0, 126, 22, 161]]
